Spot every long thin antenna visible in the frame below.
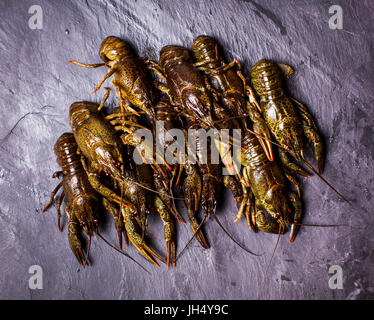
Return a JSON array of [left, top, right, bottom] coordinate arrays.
[[291, 222, 349, 227], [115, 176, 186, 201], [212, 215, 261, 256], [176, 216, 208, 261], [97, 232, 150, 274], [169, 170, 186, 223], [300, 158, 352, 206], [257, 225, 282, 299], [83, 235, 91, 267]]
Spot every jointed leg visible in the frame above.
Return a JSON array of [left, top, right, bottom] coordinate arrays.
[[43, 181, 63, 213], [246, 86, 261, 112], [284, 171, 301, 198], [98, 87, 111, 111], [103, 197, 128, 250], [183, 162, 209, 249], [244, 194, 256, 231], [289, 192, 302, 242], [231, 175, 251, 224], [92, 69, 115, 93], [113, 84, 140, 117], [56, 190, 65, 232], [148, 66, 167, 82], [211, 58, 241, 74], [279, 148, 311, 178]]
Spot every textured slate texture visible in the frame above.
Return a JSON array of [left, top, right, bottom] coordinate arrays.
[[0, 0, 373, 300]]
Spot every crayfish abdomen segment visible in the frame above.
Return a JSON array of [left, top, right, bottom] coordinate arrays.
[[250, 59, 284, 97]]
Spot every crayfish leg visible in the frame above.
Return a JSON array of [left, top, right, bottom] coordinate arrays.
[[92, 69, 115, 94], [103, 197, 128, 250], [289, 192, 302, 243], [56, 190, 65, 232], [183, 163, 209, 249], [279, 148, 312, 178], [42, 181, 62, 213]]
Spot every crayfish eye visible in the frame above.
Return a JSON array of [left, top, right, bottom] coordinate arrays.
[[115, 161, 121, 168]]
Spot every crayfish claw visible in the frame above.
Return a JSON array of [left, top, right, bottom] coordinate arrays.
[[68, 218, 88, 267], [166, 240, 176, 270], [123, 209, 164, 267]]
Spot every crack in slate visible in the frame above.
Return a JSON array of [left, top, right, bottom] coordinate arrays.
[[240, 0, 287, 35], [0, 111, 46, 143]]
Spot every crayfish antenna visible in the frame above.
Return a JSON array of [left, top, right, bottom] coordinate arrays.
[[291, 222, 349, 227], [169, 168, 186, 223], [83, 235, 92, 267], [300, 157, 352, 206], [257, 224, 283, 299], [176, 215, 208, 261], [117, 175, 186, 201], [96, 232, 150, 274], [212, 215, 261, 256]]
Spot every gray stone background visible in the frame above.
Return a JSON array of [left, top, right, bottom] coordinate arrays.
[[0, 0, 373, 300]]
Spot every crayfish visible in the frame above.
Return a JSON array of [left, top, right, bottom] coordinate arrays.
[[68, 98, 168, 267], [191, 35, 273, 162], [43, 133, 145, 269], [68, 36, 159, 120]]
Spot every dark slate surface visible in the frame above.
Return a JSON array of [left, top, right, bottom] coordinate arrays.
[[0, 0, 373, 300]]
